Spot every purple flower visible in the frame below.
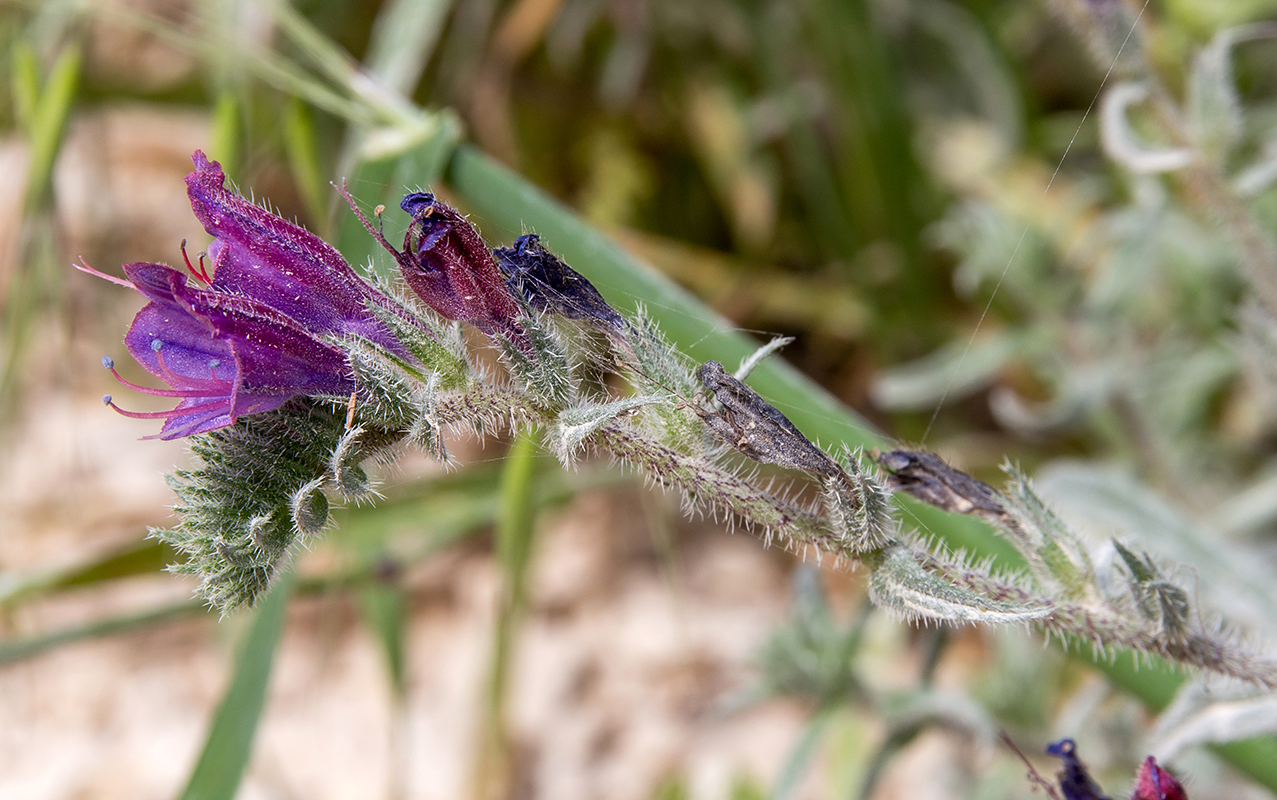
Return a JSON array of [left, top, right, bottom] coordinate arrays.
[[86, 150, 421, 439], [339, 186, 522, 339], [185, 151, 414, 355], [494, 234, 626, 331], [96, 262, 354, 439]]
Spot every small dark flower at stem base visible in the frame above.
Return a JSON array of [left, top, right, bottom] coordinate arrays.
[[1047, 738, 1112, 800], [338, 184, 523, 341], [877, 449, 1006, 516], [494, 234, 626, 330], [1132, 757, 1187, 800], [695, 360, 840, 477]]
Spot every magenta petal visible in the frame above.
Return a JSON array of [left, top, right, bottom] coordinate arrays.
[[185, 152, 409, 355]]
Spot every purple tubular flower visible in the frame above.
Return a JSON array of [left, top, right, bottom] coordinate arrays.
[[339, 186, 522, 339], [184, 151, 415, 356], [97, 262, 354, 440], [494, 234, 626, 330], [86, 150, 423, 439], [1047, 739, 1112, 800]]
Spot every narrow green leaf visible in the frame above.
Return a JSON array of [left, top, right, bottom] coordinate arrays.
[[770, 710, 831, 800], [11, 41, 39, 133], [359, 582, 407, 697], [178, 573, 295, 800], [23, 42, 80, 211], [0, 600, 206, 665], [0, 538, 177, 606], [208, 90, 240, 181], [472, 432, 541, 800], [362, 0, 455, 98], [283, 97, 327, 234]]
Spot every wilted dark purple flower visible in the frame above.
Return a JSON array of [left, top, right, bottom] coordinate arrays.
[[494, 234, 626, 330], [1047, 739, 1112, 800], [93, 262, 354, 439], [85, 150, 420, 439], [1132, 757, 1187, 800], [340, 186, 522, 340]]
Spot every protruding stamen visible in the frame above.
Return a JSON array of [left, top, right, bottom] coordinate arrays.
[[150, 345, 225, 392], [179, 239, 212, 284], [74, 258, 133, 288], [104, 396, 227, 420], [104, 358, 216, 398], [102, 356, 114, 369]]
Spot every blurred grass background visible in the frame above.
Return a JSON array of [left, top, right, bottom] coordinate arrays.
[[3, 0, 1277, 798]]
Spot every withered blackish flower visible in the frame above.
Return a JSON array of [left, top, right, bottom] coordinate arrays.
[[494, 234, 626, 330], [1047, 739, 1112, 800], [876, 449, 1005, 516], [695, 360, 840, 477]]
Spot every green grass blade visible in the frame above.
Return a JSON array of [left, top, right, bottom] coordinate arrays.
[[23, 42, 80, 212], [471, 432, 541, 800], [11, 40, 39, 132], [283, 97, 328, 234], [0, 600, 206, 664], [362, 0, 455, 98], [359, 582, 407, 696], [208, 89, 240, 181], [177, 573, 295, 800], [0, 538, 177, 606], [770, 710, 830, 800]]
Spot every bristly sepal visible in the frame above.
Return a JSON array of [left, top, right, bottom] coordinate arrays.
[[867, 543, 1053, 625], [153, 401, 347, 611], [822, 446, 897, 555], [1113, 539, 1193, 642], [549, 395, 671, 465], [498, 316, 573, 409], [330, 425, 376, 501]]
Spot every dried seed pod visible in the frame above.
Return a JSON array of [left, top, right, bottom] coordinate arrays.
[[877, 449, 1005, 516], [695, 360, 840, 477]]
